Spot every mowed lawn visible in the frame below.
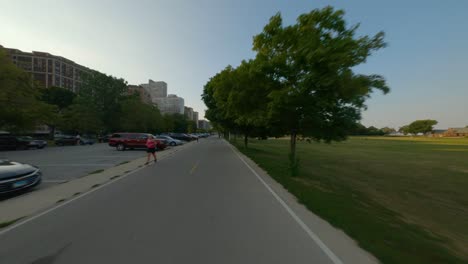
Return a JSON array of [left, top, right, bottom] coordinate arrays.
[[232, 137, 468, 264]]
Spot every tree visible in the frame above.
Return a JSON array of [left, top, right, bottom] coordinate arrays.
[[118, 95, 164, 133], [58, 101, 103, 134], [202, 66, 242, 138], [381, 127, 396, 135], [40, 86, 76, 110], [252, 7, 389, 172], [202, 60, 273, 148], [399, 125, 410, 135], [39, 86, 76, 138], [407, 120, 438, 135], [77, 71, 128, 132], [0, 48, 56, 133]]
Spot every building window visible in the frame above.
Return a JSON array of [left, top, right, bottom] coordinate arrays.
[[48, 74, 53, 87], [33, 58, 47, 72], [47, 60, 52, 73]]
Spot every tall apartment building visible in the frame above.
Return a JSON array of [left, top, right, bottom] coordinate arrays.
[[1, 45, 89, 92], [140, 79, 167, 100], [153, 94, 184, 115], [193, 111, 199, 127], [198, 120, 212, 130], [127, 85, 152, 104], [184, 107, 194, 120]]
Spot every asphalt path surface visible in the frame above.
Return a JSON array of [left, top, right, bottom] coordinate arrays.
[[0, 143, 147, 188], [0, 137, 339, 264]]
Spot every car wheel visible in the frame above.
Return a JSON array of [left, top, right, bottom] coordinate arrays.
[[170, 142, 176, 146], [117, 143, 126, 151]]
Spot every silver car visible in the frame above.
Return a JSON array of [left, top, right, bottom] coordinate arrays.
[[155, 135, 184, 146], [0, 159, 42, 195]]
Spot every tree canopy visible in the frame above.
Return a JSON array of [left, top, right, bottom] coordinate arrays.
[[202, 6, 390, 173], [407, 120, 438, 135], [0, 49, 56, 133]]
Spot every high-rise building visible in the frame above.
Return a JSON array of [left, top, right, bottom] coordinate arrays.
[[193, 111, 199, 127], [154, 94, 184, 115], [140, 79, 167, 101], [184, 107, 194, 120], [1, 44, 89, 92], [127, 85, 152, 104], [198, 120, 212, 130]]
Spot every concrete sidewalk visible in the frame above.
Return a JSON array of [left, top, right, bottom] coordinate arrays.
[[0, 142, 195, 224]]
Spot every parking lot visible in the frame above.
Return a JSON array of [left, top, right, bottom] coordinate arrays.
[[0, 143, 148, 190]]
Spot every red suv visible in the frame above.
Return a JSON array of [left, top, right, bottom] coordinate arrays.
[[108, 133, 166, 151]]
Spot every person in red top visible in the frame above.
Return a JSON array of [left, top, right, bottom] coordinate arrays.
[[145, 135, 157, 165]]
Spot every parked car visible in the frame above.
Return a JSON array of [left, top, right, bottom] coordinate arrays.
[[54, 135, 78, 146], [168, 133, 193, 141], [98, 134, 112, 143], [16, 136, 47, 149], [79, 138, 95, 145], [109, 133, 166, 151], [0, 135, 29, 150], [0, 159, 42, 195], [155, 135, 183, 146]]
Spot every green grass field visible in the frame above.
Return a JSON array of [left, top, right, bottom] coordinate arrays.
[[232, 136, 468, 264]]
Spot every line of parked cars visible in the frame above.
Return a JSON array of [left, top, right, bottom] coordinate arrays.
[[0, 135, 48, 151], [108, 132, 211, 151], [54, 135, 95, 146]]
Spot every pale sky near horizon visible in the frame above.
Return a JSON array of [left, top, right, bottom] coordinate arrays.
[[1, 0, 467, 129]]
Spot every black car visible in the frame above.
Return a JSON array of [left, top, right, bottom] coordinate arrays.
[[0, 159, 42, 195], [16, 136, 47, 149], [0, 135, 29, 150], [55, 136, 78, 146]]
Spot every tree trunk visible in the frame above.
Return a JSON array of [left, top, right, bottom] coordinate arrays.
[[244, 134, 248, 148], [290, 129, 297, 161], [289, 129, 299, 177], [49, 125, 56, 140]]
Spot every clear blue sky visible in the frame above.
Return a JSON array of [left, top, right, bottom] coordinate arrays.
[[1, 0, 467, 129]]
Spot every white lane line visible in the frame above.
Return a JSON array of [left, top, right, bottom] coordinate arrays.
[[227, 142, 344, 264], [0, 164, 148, 236]]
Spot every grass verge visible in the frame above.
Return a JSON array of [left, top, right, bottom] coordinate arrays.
[[232, 137, 468, 264]]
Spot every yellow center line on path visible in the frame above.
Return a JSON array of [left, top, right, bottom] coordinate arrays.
[[190, 161, 200, 175]]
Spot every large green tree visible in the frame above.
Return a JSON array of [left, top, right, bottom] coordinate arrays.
[[119, 95, 164, 133], [0, 49, 56, 133], [407, 119, 438, 135], [40, 86, 76, 110], [252, 7, 389, 166], [39, 86, 76, 137], [77, 71, 128, 132]]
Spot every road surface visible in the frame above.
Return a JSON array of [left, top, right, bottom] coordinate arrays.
[[0, 137, 342, 264], [0, 143, 147, 188]]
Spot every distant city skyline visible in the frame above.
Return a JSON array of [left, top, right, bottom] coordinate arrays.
[[1, 0, 467, 129]]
